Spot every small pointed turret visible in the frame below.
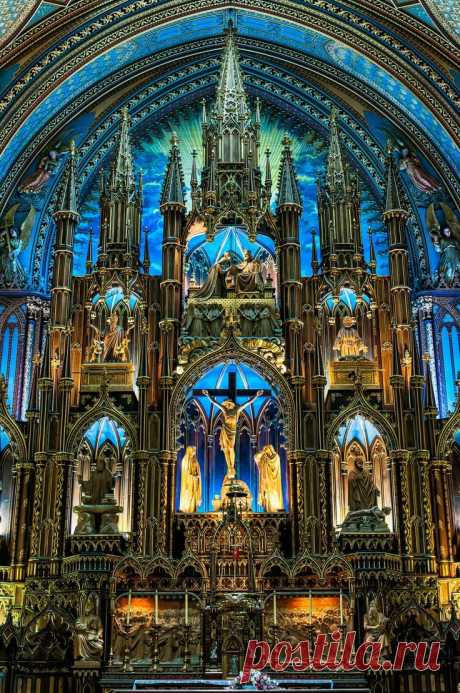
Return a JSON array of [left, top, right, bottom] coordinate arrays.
[[56, 140, 79, 215], [384, 141, 407, 215], [311, 229, 318, 275], [190, 149, 199, 211], [264, 148, 272, 199], [143, 229, 150, 273], [160, 133, 185, 208], [110, 107, 134, 193], [369, 228, 376, 273], [277, 136, 301, 209], [86, 227, 93, 273], [201, 98, 207, 124]]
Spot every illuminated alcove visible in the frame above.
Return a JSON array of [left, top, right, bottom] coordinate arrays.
[[175, 362, 288, 513], [185, 227, 277, 298], [0, 426, 14, 547], [71, 417, 132, 533], [332, 415, 393, 531]]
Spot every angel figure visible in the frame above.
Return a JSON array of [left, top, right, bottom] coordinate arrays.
[[0, 205, 36, 289], [19, 145, 64, 194]]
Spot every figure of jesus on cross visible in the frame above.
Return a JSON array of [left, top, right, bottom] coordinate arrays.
[[202, 389, 263, 479], [194, 371, 269, 480]]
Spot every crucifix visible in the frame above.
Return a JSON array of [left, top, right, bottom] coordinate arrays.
[[193, 371, 271, 479]]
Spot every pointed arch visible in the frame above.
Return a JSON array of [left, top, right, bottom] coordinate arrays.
[[168, 335, 296, 451]]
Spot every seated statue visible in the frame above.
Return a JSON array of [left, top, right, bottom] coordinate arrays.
[[73, 595, 104, 661], [234, 250, 264, 295], [333, 316, 368, 360], [364, 599, 390, 655], [348, 450, 379, 511], [79, 454, 115, 506], [255, 445, 284, 512]]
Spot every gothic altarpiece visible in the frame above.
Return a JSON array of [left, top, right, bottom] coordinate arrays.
[[0, 23, 459, 693]]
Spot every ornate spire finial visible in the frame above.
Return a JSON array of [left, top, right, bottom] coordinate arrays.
[[311, 229, 318, 274], [143, 228, 150, 272], [86, 227, 93, 273], [277, 135, 301, 209], [55, 140, 79, 215], [384, 141, 407, 215], [214, 20, 249, 124], [110, 107, 134, 193], [160, 135, 185, 207], [326, 108, 347, 188]]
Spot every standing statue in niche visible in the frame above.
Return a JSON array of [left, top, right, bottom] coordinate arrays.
[[203, 390, 263, 479], [255, 445, 284, 512], [347, 447, 379, 511], [103, 313, 128, 362], [333, 316, 368, 360], [73, 595, 104, 661], [179, 446, 202, 513]]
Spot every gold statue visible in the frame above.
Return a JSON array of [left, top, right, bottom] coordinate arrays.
[[203, 390, 263, 479], [255, 444, 284, 512], [179, 446, 202, 513], [333, 316, 368, 360]]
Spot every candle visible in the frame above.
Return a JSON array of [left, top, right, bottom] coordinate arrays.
[[127, 589, 132, 627], [273, 590, 277, 626], [155, 589, 158, 625], [309, 590, 312, 625], [339, 589, 343, 626], [185, 588, 189, 626]]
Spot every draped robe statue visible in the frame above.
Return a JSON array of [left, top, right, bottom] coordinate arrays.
[[203, 390, 263, 479], [363, 600, 390, 654], [73, 597, 104, 661], [348, 453, 379, 511], [103, 313, 127, 362], [255, 444, 284, 512], [79, 455, 115, 505], [333, 316, 368, 360], [235, 250, 264, 294], [179, 446, 202, 512], [194, 252, 232, 299]]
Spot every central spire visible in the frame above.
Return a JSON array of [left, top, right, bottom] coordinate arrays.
[[110, 106, 135, 193], [213, 20, 250, 125]]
